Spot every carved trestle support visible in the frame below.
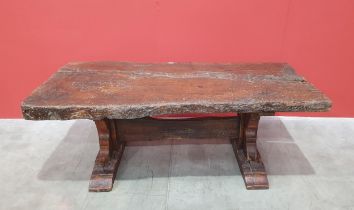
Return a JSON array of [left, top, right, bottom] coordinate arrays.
[[232, 113, 272, 189], [89, 114, 272, 191], [89, 119, 125, 192]]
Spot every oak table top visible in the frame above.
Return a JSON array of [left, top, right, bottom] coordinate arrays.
[[21, 61, 332, 192], [22, 62, 331, 120]]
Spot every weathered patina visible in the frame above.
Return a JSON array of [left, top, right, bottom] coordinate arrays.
[[21, 62, 331, 192], [22, 62, 331, 120]]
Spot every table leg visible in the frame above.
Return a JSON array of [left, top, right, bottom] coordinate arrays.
[[232, 113, 269, 189], [89, 119, 125, 192]]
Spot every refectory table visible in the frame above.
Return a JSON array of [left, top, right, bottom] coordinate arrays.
[[21, 62, 331, 192]]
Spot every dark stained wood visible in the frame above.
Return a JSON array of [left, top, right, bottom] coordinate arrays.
[[21, 62, 331, 120], [90, 116, 239, 192], [115, 116, 239, 142], [89, 119, 125, 192], [20, 62, 332, 192], [231, 113, 268, 189]]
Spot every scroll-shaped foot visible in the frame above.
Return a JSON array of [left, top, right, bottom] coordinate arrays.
[[232, 148, 269, 189], [232, 113, 269, 190], [89, 119, 125, 192]]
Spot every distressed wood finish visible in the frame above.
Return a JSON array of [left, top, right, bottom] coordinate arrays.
[[21, 62, 331, 120], [91, 116, 239, 192], [21, 62, 332, 192], [89, 119, 125, 192], [116, 116, 239, 142], [232, 113, 268, 189]]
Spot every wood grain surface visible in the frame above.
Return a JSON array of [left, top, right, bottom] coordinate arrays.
[[22, 62, 331, 120]]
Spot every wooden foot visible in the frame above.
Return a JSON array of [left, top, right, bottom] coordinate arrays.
[[89, 119, 125, 192], [232, 113, 269, 190]]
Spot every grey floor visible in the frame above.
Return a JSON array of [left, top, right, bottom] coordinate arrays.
[[1, 117, 354, 210]]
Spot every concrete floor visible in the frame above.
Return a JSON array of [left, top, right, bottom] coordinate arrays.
[[1, 117, 354, 210]]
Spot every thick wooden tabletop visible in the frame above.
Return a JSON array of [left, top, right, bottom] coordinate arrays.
[[22, 62, 331, 120]]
